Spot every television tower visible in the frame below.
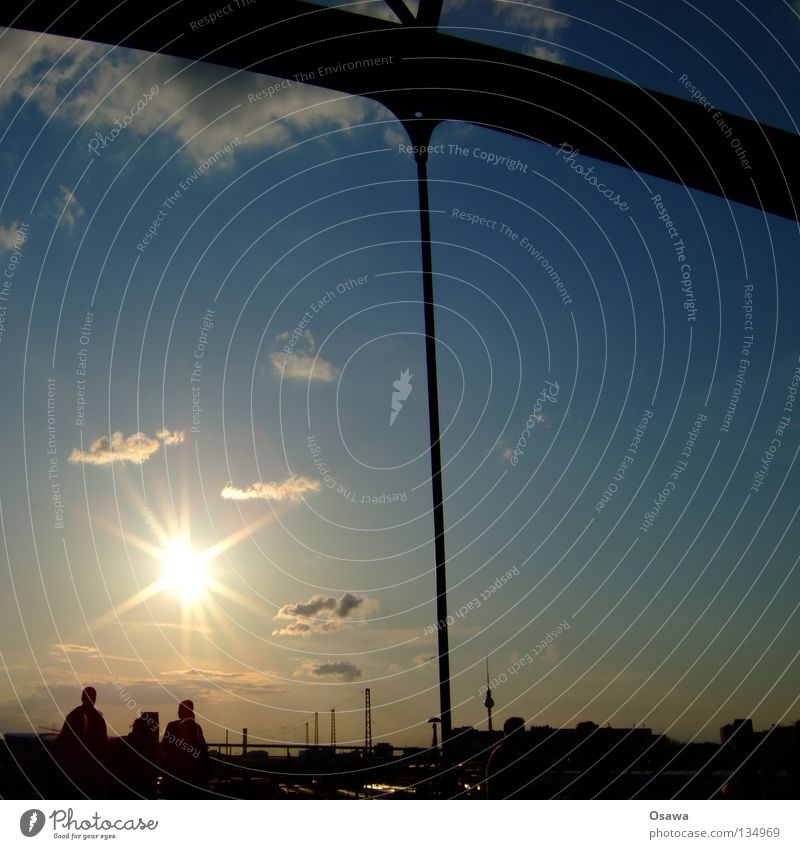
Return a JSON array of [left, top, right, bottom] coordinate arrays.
[[483, 657, 495, 733]]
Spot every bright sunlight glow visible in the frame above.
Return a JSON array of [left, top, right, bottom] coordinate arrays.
[[160, 539, 210, 603]]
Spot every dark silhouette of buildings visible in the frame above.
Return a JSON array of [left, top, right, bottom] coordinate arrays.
[[1, 709, 798, 799]]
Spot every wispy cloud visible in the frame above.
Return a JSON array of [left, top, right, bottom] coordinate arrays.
[[445, 0, 570, 62], [270, 329, 340, 382], [294, 660, 363, 682], [159, 667, 287, 700], [0, 26, 392, 164], [499, 0, 570, 38], [52, 643, 96, 654], [54, 185, 85, 229], [69, 427, 183, 466], [221, 475, 321, 503], [50, 643, 138, 664], [0, 220, 27, 251], [273, 591, 378, 637], [269, 351, 341, 382], [500, 0, 570, 62], [527, 44, 565, 64]]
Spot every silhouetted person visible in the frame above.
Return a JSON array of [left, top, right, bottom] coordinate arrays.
[[57, 686, 108, 797], [160, 699, 209, 798], [486, 717, 532, 799], [112, 717, 159, 798]]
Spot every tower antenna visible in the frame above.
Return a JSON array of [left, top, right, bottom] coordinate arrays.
[[483, 655, 495, 733]]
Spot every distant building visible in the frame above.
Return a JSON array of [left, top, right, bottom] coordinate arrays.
[[721, 718, 754, 745], [449, 726, 502, 761]]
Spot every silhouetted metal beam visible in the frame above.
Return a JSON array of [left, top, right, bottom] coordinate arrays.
[[415, 0, 444, 28], [412, 131, 452, 750], [2, 0, 797, 219], [382, 0, 416, 27]]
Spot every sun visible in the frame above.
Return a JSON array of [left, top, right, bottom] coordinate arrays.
[[160, 539, 210, 603]]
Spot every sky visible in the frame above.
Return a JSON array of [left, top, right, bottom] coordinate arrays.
[[0, 0, 799, 750]]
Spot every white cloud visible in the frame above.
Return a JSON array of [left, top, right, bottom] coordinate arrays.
[[382, 121, 407, 147], [156, 428, 185, 445], [0, 220, 27, 251], [498, 1, 569, 63], [221, 475, 321, 502], [273, 591, 379, 637], [52, 643, 97, 655], [526, 44, 565, 64], [0, 26, 389, 164], [498, 0, 570, 38], [276, 328, 315, 351], [444, 1, 569, 62], [54, 185, 84, 229], [69, 427, 184, 465], [270, 329, 339, 382], [69, 431, 160, 465], [269, 351, 340, 382], [294, 659, 363, 682]]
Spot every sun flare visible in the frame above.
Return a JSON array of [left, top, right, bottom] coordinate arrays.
[[160, 539, 210, 603]]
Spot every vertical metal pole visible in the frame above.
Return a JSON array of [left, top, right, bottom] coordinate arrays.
[[365, 688, 373, 753], [414, 149, 452, 746]]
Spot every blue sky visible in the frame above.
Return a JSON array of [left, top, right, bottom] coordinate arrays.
[[0, 0, 799, 749]]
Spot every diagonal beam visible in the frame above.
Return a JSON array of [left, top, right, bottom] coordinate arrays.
[[382, 0, 416, 27], [1, 1, 796, 218]]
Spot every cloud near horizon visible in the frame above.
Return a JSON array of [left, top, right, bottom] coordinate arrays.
[[221, 475, 321, 503], [273, 591, 378, 637], [158, 667, 287, 701], [294, 660, 363, 682]]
